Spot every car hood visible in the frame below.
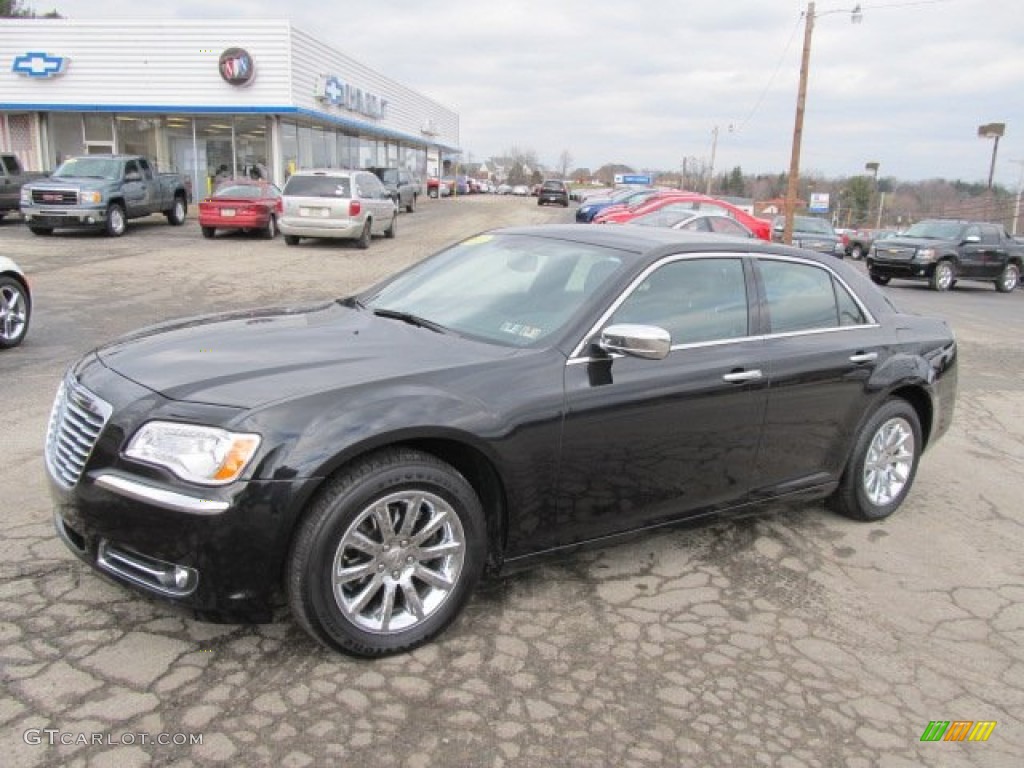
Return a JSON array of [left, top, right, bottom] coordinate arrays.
[[96, 302, 515, 409], [872, 235, 950, 249]]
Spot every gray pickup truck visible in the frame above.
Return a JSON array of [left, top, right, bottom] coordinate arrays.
[[0, 153, 47, 220], [866, 218, 1024, 293], [20, 154, 188, 236]]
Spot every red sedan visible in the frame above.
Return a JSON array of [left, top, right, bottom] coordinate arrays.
[[199, 180, 283, 239], [594, 192, 772, 240]]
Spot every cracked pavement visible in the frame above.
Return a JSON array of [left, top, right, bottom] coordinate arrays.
[[2, 198, 1022, 766]]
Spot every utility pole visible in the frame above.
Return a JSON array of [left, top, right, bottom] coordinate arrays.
[[783, 2, 815, 245], [706, 126, 719, 196]]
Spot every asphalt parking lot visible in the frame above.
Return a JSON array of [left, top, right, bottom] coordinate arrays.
[[2, 197, 1023, 767]]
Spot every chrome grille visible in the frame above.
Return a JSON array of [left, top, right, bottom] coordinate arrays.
[[45, 377, 113, 488], [874, 245, 916, 261], [31, 188, 79, 206]]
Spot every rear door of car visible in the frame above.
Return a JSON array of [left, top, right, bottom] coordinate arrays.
[[555, 254, 768, 550], [750, 255, 885, 495], [355, 172, 391, 232]]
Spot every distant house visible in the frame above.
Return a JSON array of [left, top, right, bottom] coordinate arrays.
[[755, 197, 805, 217]]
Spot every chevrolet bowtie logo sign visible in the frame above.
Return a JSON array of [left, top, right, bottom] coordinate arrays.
[[12, 51, 69, 78]]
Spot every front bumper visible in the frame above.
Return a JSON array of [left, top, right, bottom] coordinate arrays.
[[866, 257, 936, 279], [21, 205, 107, 229]]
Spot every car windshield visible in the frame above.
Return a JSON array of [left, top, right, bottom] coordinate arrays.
[[793, 217, 835, 235], [362, 233, 629, 347], [53, 157, 120, 179], [215, 184, 264, 198], [283, 176, 351, 198], [901, 220, 964, 240]]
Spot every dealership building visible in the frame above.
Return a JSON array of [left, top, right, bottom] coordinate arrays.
[[0, 19, 461, 197]]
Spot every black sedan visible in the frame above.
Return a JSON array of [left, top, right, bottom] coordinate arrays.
[[46, 226, 957, 656]]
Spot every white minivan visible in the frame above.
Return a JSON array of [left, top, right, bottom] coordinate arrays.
[[280, 169, 398, 249]]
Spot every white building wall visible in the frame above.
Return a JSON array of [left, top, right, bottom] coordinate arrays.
[[0, 19, 293, 109]]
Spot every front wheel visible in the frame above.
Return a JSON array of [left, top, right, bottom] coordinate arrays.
[[286, 449, 486, 656], [829, 399, 922, 521], [930, 260, 955, 291], [995, 262, 1020, 293], [28, 226, 53, 236], [165, 196, 187, 225], [105, 203, 126, 237], [284, 235, 300, 246], [869, 272, 890, 285]]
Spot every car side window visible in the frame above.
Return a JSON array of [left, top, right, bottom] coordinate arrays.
[[710, 218, 747, 236], [979, 225, 1000, 245], [761, 260, 864, 333], [608, 258, 748, 345], [963, 225, 981, 241], [124, 160, 140, 178], [138, 158, 154, 180]]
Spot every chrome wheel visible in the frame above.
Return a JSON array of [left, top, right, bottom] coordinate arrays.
[[862, 417, 915, 506], [107, 204, 126, 237], [931, 260, 954, 291], [0, 279, 29, 347], [332, 490, 465, 634], [997, 263, 1019, 293]]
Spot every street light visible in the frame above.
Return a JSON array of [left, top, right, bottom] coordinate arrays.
[[865, 161, 881, 227], [782, 2, 863, 245], [977, 122, 1005, 189]]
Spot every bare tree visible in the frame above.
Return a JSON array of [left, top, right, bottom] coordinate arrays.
[[557, 150, 573, 181]]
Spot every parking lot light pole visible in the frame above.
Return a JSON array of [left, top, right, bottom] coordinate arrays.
[[783, 3, 862, 245], [978, 122, 1006, 190]]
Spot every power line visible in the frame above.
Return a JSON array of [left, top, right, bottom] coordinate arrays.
[[733, 13, 804, 134]]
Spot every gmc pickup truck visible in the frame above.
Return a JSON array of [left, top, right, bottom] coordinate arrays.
[[867, 219, 1023, 293], [0, 153, 47, 220], [20, 154, 188, 237]]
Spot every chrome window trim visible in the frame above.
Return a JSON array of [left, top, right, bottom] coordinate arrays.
[[567, 251, 879, 365], [567, 251, 750, 360]]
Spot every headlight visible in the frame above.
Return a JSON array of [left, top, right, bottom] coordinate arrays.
[[125, 422, 261, 486], [916, 247, 937, 262], [81, 190, 103, 204], [20, 188, 31, 204]]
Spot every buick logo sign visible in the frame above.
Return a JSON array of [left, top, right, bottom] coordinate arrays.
[[219, 48, 254, 87]]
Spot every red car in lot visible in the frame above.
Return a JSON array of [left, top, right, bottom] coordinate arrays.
[[199, 180, 283, 239], [594, 192, 772, 240]]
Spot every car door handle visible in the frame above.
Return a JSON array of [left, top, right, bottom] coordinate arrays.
[[722, 369, 763, 383], [849, 352, 878, 364]]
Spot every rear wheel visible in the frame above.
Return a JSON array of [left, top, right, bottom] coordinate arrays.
[[263, 216, 277, 239], [165, 196, 187, 225], [406, 195, 416, 214], [201, 226, 215, 239], [286, 449, 486, 656], [829, 399, 921, 521], [996, 262, 1019, 293], [105, 203, 126, 237], [0, 276, 30, 349], [850, 244, 864, 260], [28, 226, 53, 236], [356, 220, 371, 250], [384, 211, 397, 239], [284, 235, 300, 246], [930, 260, 955, 291], [869, 272, 890, 285]]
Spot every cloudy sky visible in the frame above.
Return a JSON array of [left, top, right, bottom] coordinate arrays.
[[33, 0, 1024, 186]]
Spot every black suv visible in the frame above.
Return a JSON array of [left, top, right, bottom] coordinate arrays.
[[537, 180, 569, 207], [366, 167, 418, 213]]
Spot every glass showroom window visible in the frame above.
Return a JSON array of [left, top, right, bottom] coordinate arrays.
[[46, 112, 85, 168], [233, 115, 270, 181], [281, 121, 298, 180], [115, 115, 160, 161]]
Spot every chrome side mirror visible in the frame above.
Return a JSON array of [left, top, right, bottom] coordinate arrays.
[[599, 323, 671, 360]]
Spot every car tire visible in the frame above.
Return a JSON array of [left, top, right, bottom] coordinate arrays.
[[406, 195, 415, 214], [829, 398, 922, 522], [165, 196, 187, 225], [850, 244, 864, 260], [284, 235, 300, 246], [356, 220, 371, 250], [201, 226, 215, 239], [264, 216, 277, 239], [28, 226, 53, 236], [995, 262, 1019, 293], [106, 203, 126, 237], [869, 272, 890, 286], [930, 260, 955, 291], [384, 211, 397, 239], [286, 448, 486, 657], [0, 276, 31, 349]]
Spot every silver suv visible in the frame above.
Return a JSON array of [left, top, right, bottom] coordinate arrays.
[[280, 169, 398, 248]]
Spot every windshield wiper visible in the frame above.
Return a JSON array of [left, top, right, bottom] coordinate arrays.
[[372, 308, 447, 334]]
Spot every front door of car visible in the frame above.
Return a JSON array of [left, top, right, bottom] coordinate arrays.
[[957, 225, 991, 277], [750, 257, 884, 495], [552, 256, 768, 551]]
